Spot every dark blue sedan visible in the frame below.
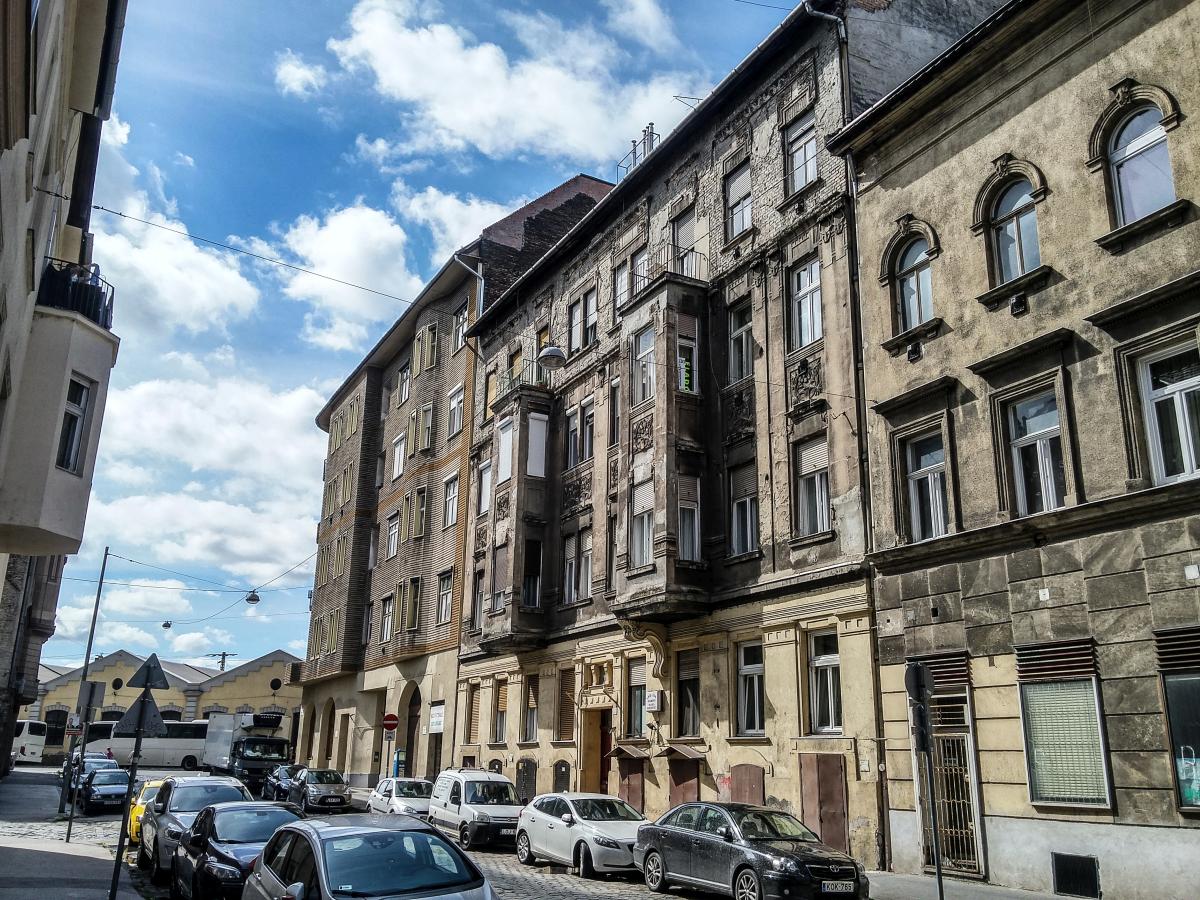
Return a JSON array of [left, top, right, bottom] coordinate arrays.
[[170, 801, 303, 900]]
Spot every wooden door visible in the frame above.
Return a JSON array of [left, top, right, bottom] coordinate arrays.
[[799, 752, 848, 852], [553, 760, 571, 792], [516, 759, 538, 803], [730, 763, 765, 805], [618, 758, 644, 811], [668, 759, 699, 806]]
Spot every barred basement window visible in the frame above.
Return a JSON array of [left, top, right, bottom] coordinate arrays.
[[1019, 679, 1109, 806]]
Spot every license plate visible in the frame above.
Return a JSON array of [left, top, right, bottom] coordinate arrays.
[[499, 828, 515, 836], [822, 882, 855, 893], [322, 797, 341, 804]]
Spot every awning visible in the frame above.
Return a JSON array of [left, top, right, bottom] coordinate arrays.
[[606, 744, 650, 759], [654, 743, 705, 760]]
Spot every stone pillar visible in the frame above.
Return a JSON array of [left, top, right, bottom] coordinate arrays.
[[183, 687, 203, 720]]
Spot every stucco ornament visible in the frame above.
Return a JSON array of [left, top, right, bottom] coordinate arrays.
[[621, 621, 668, 679]]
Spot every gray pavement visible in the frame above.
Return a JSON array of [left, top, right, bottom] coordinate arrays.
[[0, 837, 142, 899]]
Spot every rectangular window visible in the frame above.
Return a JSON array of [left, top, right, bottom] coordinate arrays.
[[466, 685, 480, 744], [483, 370, 497, 417], [362, 601, 374, 645], [453, 305, 467, 351], [406, 577, 420, 630], [634, 327, 655, 404], [785, 114, 818, 195], [631, 479, 654, 568], [562, 533, 578, 606], [497, 419, 514, 482], [400, 496, 410, 543], [907, 432, 948, 541], [522, 675, 539, 743], [729, 303, 753, 383], [794, 438, 830, 537], [443, 475, 459, 529], [386, 514, 399, 558], [566, 409, 580, 469], [478, 462, 492, 514], [1009, 392, 1066, 516], [493, 681, 508, 743], [447, 386, 465, 437], [609, 378, 621, 446], [672, 206, 698, 278], [631, 246, 649, 295], [408, 411, 417, 456], [424, 323, 438, 369], [606, 512, 618, 590], [528, 413, 548, 477], [1020, 679, 1109, 805], [491, 544, 508, 612], [1139, 341, 1200, 485], [678, 475, 700, 562], [557, 668, 576, 741], [677, 649, 700, 737], [788, 258, 822, 350], [522, 539, 542, 608], [399, 366, 410, 405], [568, 299, 583, 353], [809, 631, 842, 733], [367, 525, 379, 570], [627, 657, 647, 737], [420, 404, 435, 451], [737, 641, 766, 735], [580, 399, 595, 462], [56, 377, 90, 470], [584, 289, 598, 346], [1164, 671, 1200, 809], [381, 598, 394, 642], [536, 326, 551, 384], [472, 570, 485, 630], [579, 529, 593, 601], [725, 162, 752, 239], [437, 572, 452, 624], [413, 488, 427, 537], [392, 434, 406, 479], [677, 314, 698, 393], [730, 463, 759, 555], [613, 260, 630, 309]]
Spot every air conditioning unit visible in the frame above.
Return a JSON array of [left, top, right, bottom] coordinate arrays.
[[644, 690, 662, 712]]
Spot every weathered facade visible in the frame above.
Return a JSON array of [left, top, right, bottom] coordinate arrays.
[[295, 177, 610, 786], [454, 1, 1005, 868], [0, 0, 124, 775], [830, 0, 1200, 895]]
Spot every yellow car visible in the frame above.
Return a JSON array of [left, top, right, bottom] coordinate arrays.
[[128, 779, 163, 845]]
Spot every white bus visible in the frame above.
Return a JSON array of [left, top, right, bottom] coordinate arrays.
[[84, 720, 209, 769], [13, 720, 47, 764]]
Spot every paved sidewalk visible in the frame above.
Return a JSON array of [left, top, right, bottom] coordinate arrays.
[[0, 837, 142, 899], [869, 871, 1059, 900]]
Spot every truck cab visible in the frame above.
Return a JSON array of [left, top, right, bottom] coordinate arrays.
[[202, 713, 291, 795]]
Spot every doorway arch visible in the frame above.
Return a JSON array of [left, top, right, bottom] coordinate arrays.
[[403, 686, 422, 778], [320, 698, 336, 766]]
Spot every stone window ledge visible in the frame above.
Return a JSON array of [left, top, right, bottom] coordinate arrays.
[[549, 740, 576, 748], [727, 735, 770, 745], [975, 264, 1054, 311], [881, 317, 944, 357], [675, 559, 709, 571], [776, 177, 824, 214], [724, 549, 764, 566], [516, 741, 538, 749], [1095, 198, 1191, 254], [721, 225, 759, 256], [789, 529, 836, 550], [626, 563, 658, 579]]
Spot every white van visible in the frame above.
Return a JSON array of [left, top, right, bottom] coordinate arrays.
[[13, 720, 47, 764], [429, 768, 524, 849]]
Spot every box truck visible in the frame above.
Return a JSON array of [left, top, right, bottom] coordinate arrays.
[[202, 712, 290, 795]]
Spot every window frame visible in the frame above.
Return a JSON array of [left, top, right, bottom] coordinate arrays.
[[729, 464, 759, 557], [1161, 667, 1200, 811], [728, 303, 753, 384], [784, 113, 818, 197], [447, 385, 465, 438], [1007, 390, 1066, 517], [676, 649, 701, 738], [436, 572, 452, 625], [787, 258, 822, 352], [453, 304, 468, 351], [386, 514, 400, 559], [808, 630, 842, 734], [392, 433, 407, 480], [725, 161, 753, 240], [677, 494, 700, 562], [1137, 339, 1200, 486], [398, 366, 411, 405], [55, 376, 91, 473], [1018, 676, 1112, 808], [1109, 104, 1176, 228], [990, 178, 1042, 286], [736, 641, 766, 736], [478, 461, 492, 515], [896, 238, 934, 331], [497, 418, 514, 483], [443, 474, 459, 529], [380, 597, 394, 642], [905, 431, 949, 542], [630, 484, 653, 569], [633, 326, 655, 405], [677, 331, 698, 393], [626, 657, 647, 738]]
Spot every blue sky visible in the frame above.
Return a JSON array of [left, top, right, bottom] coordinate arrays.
[[42, 0, 790, 672]]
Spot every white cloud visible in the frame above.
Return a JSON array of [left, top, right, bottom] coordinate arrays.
[[103, 112, 131, 147], [287, 639, 308, 653], [328, 0, 708, 164], [274, 49, 329, 98], [100, 622, 160, 649], [104, 460, 157, 487], [600, 0, 680, 51], [173, 151, 196, 168], [392, 180, 521, 267], [170, 627, 233, 656]]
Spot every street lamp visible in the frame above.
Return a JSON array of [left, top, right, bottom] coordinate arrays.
[[537, 344, 567, 370], [245, 590, 261, 606]]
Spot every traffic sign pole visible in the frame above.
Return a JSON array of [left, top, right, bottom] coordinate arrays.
[[906, 662, 945, 900], [381, 713, 399, 778]]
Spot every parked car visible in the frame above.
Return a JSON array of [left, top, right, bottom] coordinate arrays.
[[429, 768, 523, 850], [366, 777, 433, 818], [263, 764, 303, 801], [241, 813, 498, 900], [634, 802, 868, 899], [287, 768, 352, 814], [138, 775, 253, 885], [78, 768, 131, 815], [170, 800, 303, 900], [516, 792, 645, 876], [72, 757, 120, 790], [128, 779, 164, 845]]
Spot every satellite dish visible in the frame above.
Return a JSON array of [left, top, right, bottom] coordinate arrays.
[[112, 678, 124, 691], [269, 678, 282, 692]]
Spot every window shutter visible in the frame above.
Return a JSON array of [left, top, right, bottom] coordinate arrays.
[[1015, 639, 1097, 681], [674, 208, 695, 249], [496, 680, 509, 713], [633, 479, 654, 514], [678, 475, 699, 504], [677, 648, 700, 680], [527, 414, 548, 477], [1155, 625, 1200, 672], [581, 529, 593, 554], [409, 411, 418, 453], [1021, 679, 1107, 804], [730, 463, 757, 500], [797, 437, 829, 474], [527, 675, 539, 708], [908, 651, 971, 695], [726, 163, 751, 200], [557, 668, 576, 741], [628, 656, 647, 687], [468, 686, 481, 743], [677, 313, 697, 341], [564, 533, 577, 561], [413, 332, 423, 376]]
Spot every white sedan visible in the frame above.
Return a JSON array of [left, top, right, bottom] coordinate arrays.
[[516, 792, 646, 877], [367, 776, 433, 819]]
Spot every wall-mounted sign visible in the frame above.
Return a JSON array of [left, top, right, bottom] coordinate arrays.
[[429, 702, 445, 734]]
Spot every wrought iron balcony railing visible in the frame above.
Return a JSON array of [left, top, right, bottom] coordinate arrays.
[[36, 259, 114, 330], [631, 243, 709, 297], [497, 359, 549, 397]]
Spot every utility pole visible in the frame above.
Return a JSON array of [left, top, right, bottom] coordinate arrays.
[[906, 662, 945, 900], [205, 651, 237, 671]]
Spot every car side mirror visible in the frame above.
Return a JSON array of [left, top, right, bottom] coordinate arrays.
[[186, 832, 205, 850], [153, 800, 166, 813], [283, 882, 306, 900], [561, 813, 574, 826], [716, 825, 733, 841]]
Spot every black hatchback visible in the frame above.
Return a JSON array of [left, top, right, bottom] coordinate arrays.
[[633, 802, 867, 900], [170, 801, 304, 900]]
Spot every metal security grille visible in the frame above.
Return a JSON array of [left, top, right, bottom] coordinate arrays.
[[920, 694, 981, 876], [1020, 679, 1107, 804], [1052, 853, 1100, 898]]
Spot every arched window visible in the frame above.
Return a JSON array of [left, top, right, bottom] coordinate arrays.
[[1109, 105, 1175, 226], [991, 179, 1041, 284], [897, 238, 933, 329]]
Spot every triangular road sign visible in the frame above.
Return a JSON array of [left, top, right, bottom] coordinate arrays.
[[112, 693, 168, 738], [127, 653, 170, 691]]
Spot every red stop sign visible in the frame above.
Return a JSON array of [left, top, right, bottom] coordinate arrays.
[[382, 712, 399, 732]]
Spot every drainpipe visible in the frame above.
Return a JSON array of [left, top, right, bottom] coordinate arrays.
[[801, 1, 847, 43], [452, 254, 485, 322]]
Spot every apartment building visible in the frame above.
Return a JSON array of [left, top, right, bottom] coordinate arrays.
[[296, 176, 610, 786], [454, 1, 1003, 866], [829, 0, 1200, 895], [0, 0, 125, 775]]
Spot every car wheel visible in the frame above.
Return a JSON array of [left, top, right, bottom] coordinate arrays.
[[644, 851, 668, 893], [150, 842, 167, 886], [577, 843, 597, 879], [136, 838, 151, 870], [734, 868, 761, 900], [458, 824, 473, 851], [516, 832, 536, 865], [180, 755, 197, 771]]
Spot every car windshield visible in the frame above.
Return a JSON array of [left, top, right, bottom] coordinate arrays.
[[85, 760, 117, 771], [309, 770, 344, 785], [322, 830, 480, 897], [170, 784, 251, 811], [395, 781, 432, 799], [92, 772, 129, 786], [732, 810, 819, 841], [572, 798, 643, 822], [213, 807, 301, 843], [281, 765, 303, 778], [139, 785, 160, 802], [465, 782, 518, 805], [240, 739, 288, 761]]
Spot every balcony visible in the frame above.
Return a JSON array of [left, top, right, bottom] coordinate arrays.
[[36, 259, 115, 330], [496, 360, 550, 406], [630, 244, 709, 300]]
